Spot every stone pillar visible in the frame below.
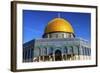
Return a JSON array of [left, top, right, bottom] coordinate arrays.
[[71, 54, 74, 60], [39, 56, 40, 61], [75, 55, 78, 60], [53, 54, 55, 61], [70, 55, 72, 60], [78, 55, 80, 60], [62, 54, 64, 61], [47, 34, 50, 38], [63, 55, 66, 61], [74, 55, 76, 60], [65, 54, 67, 60], [49, 56, 51, 61], [73, 55, 76, 60], [42, 56, 44, 61]]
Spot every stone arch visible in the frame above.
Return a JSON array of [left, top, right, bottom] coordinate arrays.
[[55, 50, 62, 61]]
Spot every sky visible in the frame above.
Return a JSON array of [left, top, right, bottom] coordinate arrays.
[[23, 10, 91, 43]]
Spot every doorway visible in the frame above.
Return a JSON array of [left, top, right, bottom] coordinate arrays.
[[55, 50, 62, 61]]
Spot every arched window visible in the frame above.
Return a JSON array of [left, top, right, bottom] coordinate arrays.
[[34, 48, 39, 57], [82, 46, 85, 55], [49, 34, 52, 38], [25, 50, 27, 60], [49, 47, 53, 55], [76, 46, 80, 55], [25, 49, 29, 60], [28, 49, 30, 59], [56, 34, 58, 38], [45, 48, 47, 55], [31, 48, 33, 59], [67, 46, 73, 54], [23, 47, 29, 61], [62, 34, 64, 38], [84, 47, 87, 56], [42, 47, 47, 56], [64, 46, 67, 54], [86, 47, 91, 56], [28, 48, 33, 62], [70, 34, 74, 38], [88, 48, 91, 56], [38, 48, 41, 56], [69, 34, 71, 38], [89, 48, 91, 56], [86, 48, 89, 56], [73, 46, 78, 55], [23, 48, 25, 61]]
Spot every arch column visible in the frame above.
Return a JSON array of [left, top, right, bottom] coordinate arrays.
[[62, 49, 64, 61], [53, 50, 55, 61], [53, 52, 55, 61], [62, 54, 64, 61], [65, 54, 67, 60]]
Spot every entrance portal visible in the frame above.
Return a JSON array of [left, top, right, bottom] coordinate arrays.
[[55, 50, 62, 61]]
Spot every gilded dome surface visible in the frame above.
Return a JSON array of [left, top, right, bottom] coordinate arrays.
[[44, 18, 74, 34]]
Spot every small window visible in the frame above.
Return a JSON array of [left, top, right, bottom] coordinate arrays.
[[62, 34, 64, 38], [73, 46, 78, 55], [67, 46, 73, 54], [68, 34, 71, 38], [49, 34, 52, 38], [56, 34, 58, 38]]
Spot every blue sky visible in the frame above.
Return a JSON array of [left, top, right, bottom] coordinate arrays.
[[23, 10, 91, 43]]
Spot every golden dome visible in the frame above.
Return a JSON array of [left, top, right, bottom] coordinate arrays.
[[44, 18, 74, 34]]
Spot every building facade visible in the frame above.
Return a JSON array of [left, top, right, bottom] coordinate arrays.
[[23, 18, 91, 62]]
